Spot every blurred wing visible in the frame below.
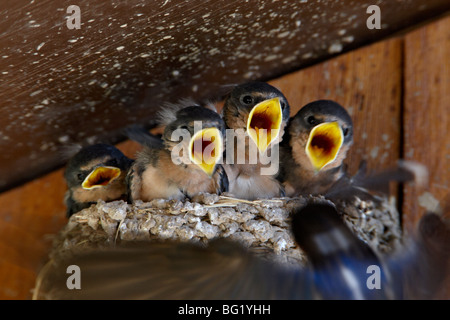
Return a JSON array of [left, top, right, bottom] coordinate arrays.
[[325, 160, 428, 201], [291, 203, 393, 299], [385, 212, 450, 299], [34, 239, 312, 300]]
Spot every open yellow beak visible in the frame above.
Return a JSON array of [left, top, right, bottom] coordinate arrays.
[[189, 127, 223, 176], [81, 166, 122, 189], [305, 122, 344, 171], [246, 97, 283, 153]]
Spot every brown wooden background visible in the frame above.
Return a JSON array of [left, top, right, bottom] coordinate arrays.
[[0, 16, 448, 300]]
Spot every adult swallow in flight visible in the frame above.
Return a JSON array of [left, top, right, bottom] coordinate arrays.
[[33, 200, 449, 300]]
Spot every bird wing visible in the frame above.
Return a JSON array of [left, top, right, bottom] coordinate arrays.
[[34, 239, 311, 300], [325, 160, 428, 201]]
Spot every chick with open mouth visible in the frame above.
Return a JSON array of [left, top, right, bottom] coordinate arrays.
[[127, 105, 228, 202], [64, 144, 134, 217], [222, 81, 290, 200], [278, 100, 353, 196]]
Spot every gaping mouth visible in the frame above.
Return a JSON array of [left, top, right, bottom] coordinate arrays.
[[81, 166, 122, 189], [305, 122, 343, 171], [246, 97, 283, 153], [189, 127, 223, 176]]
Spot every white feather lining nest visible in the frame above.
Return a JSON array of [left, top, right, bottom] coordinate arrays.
[[47, 193, 402, 267]]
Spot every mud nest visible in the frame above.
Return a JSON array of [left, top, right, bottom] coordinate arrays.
[[47, 193, 402, 267]]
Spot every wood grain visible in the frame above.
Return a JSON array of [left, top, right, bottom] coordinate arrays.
[[402, 17, 449, 299], [0, 170, 67, 299], [402, 16, 450, 231]]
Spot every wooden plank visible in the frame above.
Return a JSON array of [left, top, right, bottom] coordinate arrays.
[[270, 38, 403, 177], [403, 16, 450, 231], [403, 16, 450, 300], [0, 170, 66, 299]]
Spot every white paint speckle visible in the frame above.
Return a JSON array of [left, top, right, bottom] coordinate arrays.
[[68, 39, 78, 43], [264, 54, 278, 62], [328, 42, 343, 54], [36, 42, 45, 51], [209, 48, 220, 56], [282, 55, 297, 64], [343, 35, 355, 43], [116, 46, 125, 51], [418, 192, 440, 212], [370, 146, 379, 158], [277, 31, 290, 38], [30, 90, 42, 97], [120, 24, 127, 28], [58, 135, 70, 143], [140, 53, 150, 58]]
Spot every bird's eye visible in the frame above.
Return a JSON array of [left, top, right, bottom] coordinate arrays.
[[307, 116, 318, 125], [77, 173, 84, 181], [281, 101, 286, 110], [241, 95, 253, 105], [343, 127, 349, 136]]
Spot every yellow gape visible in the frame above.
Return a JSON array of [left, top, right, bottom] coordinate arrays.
[[189, 127, 223, 176], [81, 166, 122, 189], [247, 97, 283, 153], [305, 121, 344, 171]]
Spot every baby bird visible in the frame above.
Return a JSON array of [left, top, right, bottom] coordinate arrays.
[[64, 144, 133, 217], [279, 100, 353, 196], [221, 81, 291, 200], [127, 105, 228, 202]]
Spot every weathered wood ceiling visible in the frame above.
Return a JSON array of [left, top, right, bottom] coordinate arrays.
[[0, 0, 449, 191]]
